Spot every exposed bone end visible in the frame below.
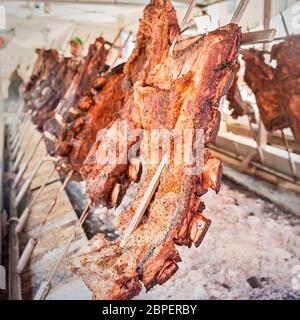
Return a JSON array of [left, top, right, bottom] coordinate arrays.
[[142, 242, 181, 291], [69, 106, 80, 118], [175, 194, 206, 247], [79, 96, 93, 111], [111, 183, 122, 208], [156, 260, 178, 286], [72, 117, 84, 134], [128, 158, 142, 183], [55, 113, 65, 127], [189, 214, 211, 248], [42, 87, 51, 97], [202, 157, 223, 194], [57, 141, 72, 157], [93, 76, 107, 90]]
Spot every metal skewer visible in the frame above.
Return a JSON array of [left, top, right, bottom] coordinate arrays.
[[277, 13, 297, 181], [241, 29, 276, 45], [34, 200, 92, 300], [120, 154, 168, 248], [280, 129, 297, 180], [246, 35, 292, 45], [12, 125, 36, 169], [280, 12, 289, 36], [10, 106, 27, 141], [10, 104, 25, 140], [14, 153, 48, 208], [16, 170, 74, 274], [11, 112, 32, 151], [12, 135, 43, 189], [11, 110, 28, 142], [180, 0, 197, 30], [230, 0, 250, 24], [170, 0, 250, 57], [106, 28, 123, 54], [11, 122, 30, 155], [169, 0, 197, 57], [16, 165, 56, 235], [110, 31, 132, 68]]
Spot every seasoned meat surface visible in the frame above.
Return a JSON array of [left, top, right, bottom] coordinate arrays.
[[70, 1, 241, 299]]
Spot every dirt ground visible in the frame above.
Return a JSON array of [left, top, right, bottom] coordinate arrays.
[[134, 179, 300, 300]]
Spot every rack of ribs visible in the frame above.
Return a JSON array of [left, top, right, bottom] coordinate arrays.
[[242, 48, 288, 131], [31, 56, 80, 131], [54, 0, 179, 180], [43, 37, 109, 158], [226, 61, 255, 122], [70, 1, 241, 298], [23, 48, 46, 102], [271, 35, 300, 143], [55, 63, 126, 176], [23, 49, 61, 112], [79, 0, 179, 206]]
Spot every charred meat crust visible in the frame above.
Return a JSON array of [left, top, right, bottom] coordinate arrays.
[[70, 19, 241, 300]]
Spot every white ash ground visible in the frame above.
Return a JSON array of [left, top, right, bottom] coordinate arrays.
[[135, 179, 300, 300], [67, 178, 300, 300]]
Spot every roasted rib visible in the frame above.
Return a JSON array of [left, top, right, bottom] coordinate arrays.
[[271, 35, 300, 143], [226, 61, 255, 122], [55, 0, 178, 180], [43, 37, 108, 157], [31, 56, 80, 131], [71, 10, 241, 299], [23, 48, 46, 101], [81, 0, 179, 205], [24, 49, 61, 112], [242, 49, 288, 131]]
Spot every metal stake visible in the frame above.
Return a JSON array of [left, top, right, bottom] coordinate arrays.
[[11, 113, 31, 150], [12, 135, 43, 188], [169, 0, 197, 57], [230, 0, 250, 24], [10, 104, 25, 139], [120, 154, 168, 248], [16, 165, 56, 235], [110, 31, 133, 68], [14, 155, 46, 208], [34, 200, 92, 300], [12, 125, 36, 168], [16, 170, 73, 274], [278, 13, 297, 181], [280, 129, 297, 181]]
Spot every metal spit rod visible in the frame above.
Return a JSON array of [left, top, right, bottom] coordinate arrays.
[[12, 135, 43, 189], [16, 170, 74, 274], [34, 200, 92, 300], [16, 165, 56, 235], [111, 31, 133, 68]]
